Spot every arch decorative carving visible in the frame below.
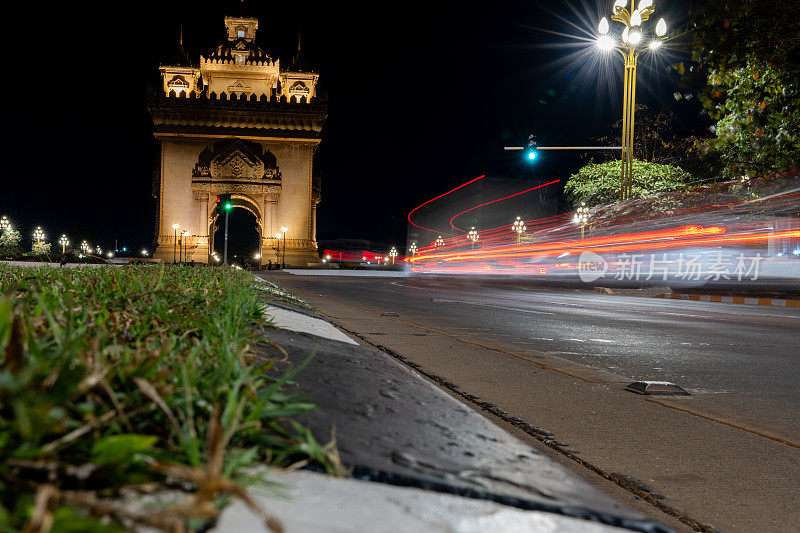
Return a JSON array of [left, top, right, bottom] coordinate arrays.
[[193, 138, 280, 182]]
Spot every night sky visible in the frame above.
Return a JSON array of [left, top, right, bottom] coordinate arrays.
[[2, 0, 696, 255]]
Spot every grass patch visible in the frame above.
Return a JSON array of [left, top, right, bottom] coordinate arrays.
[[253, 278, 318, 313], [0, 264, 338, 532]]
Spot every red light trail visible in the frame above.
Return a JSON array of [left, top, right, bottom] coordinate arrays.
[[448, 179, 561, 231], [407, 175, 486, 235]]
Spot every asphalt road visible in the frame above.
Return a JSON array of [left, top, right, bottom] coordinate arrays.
[[264, 272, 800, 532], [279, 274, 800, 441]]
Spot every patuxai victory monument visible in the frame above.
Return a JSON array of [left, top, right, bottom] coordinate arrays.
[[148, 15, 325, 265]]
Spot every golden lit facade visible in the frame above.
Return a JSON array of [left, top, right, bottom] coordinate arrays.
[[148, 16, 325, 265]]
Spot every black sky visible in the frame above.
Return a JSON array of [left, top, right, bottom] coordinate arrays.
[[1, 0, 695, 254]]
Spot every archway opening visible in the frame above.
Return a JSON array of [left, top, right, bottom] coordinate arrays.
[[213, 207, 260, 268]]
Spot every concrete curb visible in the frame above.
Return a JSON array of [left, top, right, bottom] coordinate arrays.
[[655, 292, 800, 308], [213, 469, 633, 533]]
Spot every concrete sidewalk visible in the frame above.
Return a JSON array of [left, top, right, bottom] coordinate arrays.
[[241, 277, 670, 532]]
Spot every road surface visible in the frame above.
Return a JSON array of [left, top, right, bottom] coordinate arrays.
[[261, 272, 800, 532]]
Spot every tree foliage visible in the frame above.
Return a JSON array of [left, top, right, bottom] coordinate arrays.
[[32, 240, 51, 255], [593, 105, 717, 179], [0, 229, 22, 256], [683, 0, 800, 177], [565, 159, 693, 207]]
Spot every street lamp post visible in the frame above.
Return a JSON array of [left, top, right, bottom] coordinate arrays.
[[80, 241, 90, 255], [389, 247, 398, 266], [409, 242, 418, 256], [433, 236, 445, 248], [0, 216, 9, 234], [181, 230, 188, 263], [172, 223, 179, 264], [597, 0, 667, 200], [512, 216, 527, 244], [467, 227, 479, 250], [573, 202, 590, 240], [59, 235, 69, 254], [274, 232, 282, 267], [281, 226, 287, 269]]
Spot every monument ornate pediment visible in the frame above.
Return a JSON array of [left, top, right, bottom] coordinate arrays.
[[192, 139, 280, 181], [289, 81, 309, 94], [167, 75, 189, 88]]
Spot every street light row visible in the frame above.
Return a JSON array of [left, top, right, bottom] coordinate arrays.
[[423, 209, 592, 253], [1, 216, 147, 257]]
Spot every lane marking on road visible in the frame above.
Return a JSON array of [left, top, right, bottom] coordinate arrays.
[[656, 312, 713, 319], [589, 339, 614, 343]]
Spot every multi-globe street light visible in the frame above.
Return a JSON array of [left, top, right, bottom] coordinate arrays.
[[433, 236, 445, 248], [573, 202, 590, 240], [388, 246, 398, 265], [596, 0, 667, 200], [59, 235, 69, 254], [0, 216, 10, 233], [409, 242, 418, 256], [512, 216, 527, 244], [33, 227, 45, 249], [80, 241, 90, 255], [467, 228, 479, 249]]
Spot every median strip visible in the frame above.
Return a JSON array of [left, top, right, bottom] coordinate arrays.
[[655, 292, 800, 308], [0, 264, 339, 532]]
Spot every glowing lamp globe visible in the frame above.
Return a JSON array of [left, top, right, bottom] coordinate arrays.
[[656, 18, 667, 37], [598, 17, 609, 35]]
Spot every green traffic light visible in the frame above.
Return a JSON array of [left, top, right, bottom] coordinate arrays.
[[225, 203, 232, 210]]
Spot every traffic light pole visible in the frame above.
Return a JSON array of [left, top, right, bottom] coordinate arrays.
[[503, 146, 622, 151], [222, 208, 230, 267]]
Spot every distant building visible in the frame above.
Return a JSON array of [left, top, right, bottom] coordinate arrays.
[[148, 15, 325, 265]]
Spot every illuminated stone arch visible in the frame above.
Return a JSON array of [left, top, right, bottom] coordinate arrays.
[[208, 193, 265, 253]]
